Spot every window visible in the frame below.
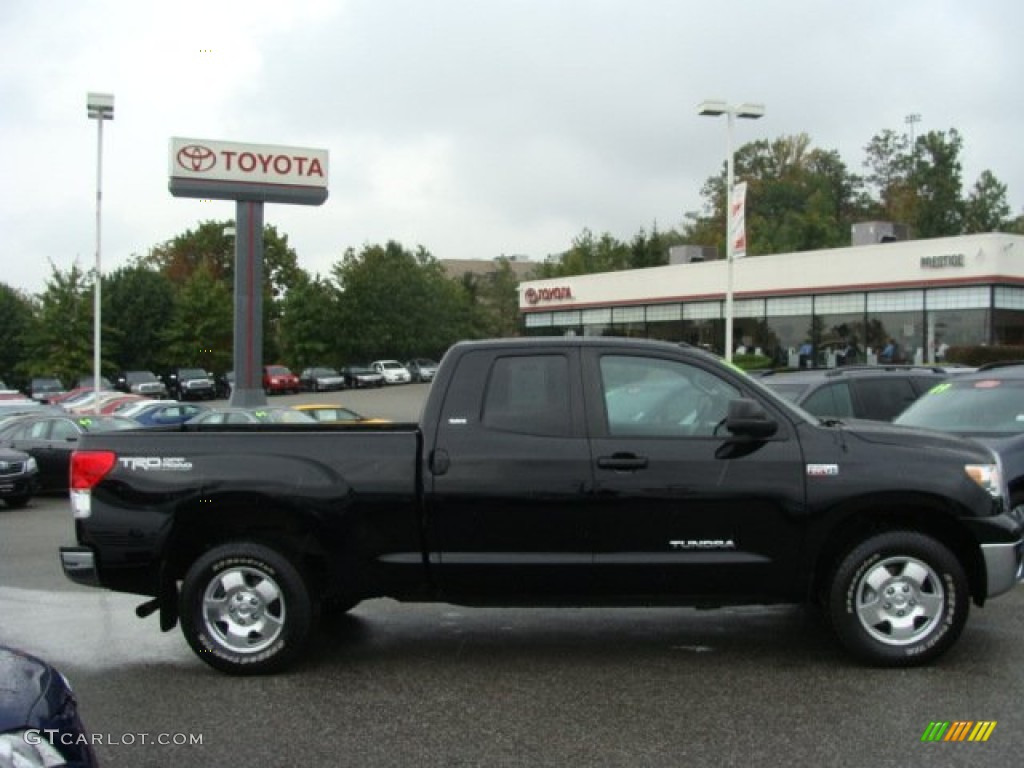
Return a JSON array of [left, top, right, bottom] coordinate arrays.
[[482, 355, 571, 437], [600, 355, 739, 437], [852, 378, 918, 421], [802, 383, 854, 419]]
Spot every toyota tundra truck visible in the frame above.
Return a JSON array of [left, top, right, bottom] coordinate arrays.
[[59, 337, 1024, 674]]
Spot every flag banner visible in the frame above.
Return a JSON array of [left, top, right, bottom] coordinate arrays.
[[730, 181, 747, 258]]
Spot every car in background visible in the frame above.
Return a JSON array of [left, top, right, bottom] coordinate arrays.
[[0, 412, 138, 492], [125, 400, 209, 426], [894, 362, 1024, 517], [0, 644, 98, 766], [0, 446, 38, 508], [215, 371, 234, 399], [405, 358, 439, 383], [114, 369, 168, 398], [72, 375, 114, 390], [186, 406, 316, 425], [756, 365, 950, 422], [163, 367, 216, 401], [263, 364, 301, 395], [25, 376, 65, 404], [292, 404, 390, 424], [341, 365, 385, 389], [299, 366, 346, 392], [371, 359, 412, 385]]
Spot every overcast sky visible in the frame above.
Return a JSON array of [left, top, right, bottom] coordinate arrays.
[[2, 0, 1022, 296]]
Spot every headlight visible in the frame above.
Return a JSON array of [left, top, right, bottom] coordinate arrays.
[[26, 457, 38, 473], [0, 730, 68, 767], [965, 463, 1004, 499]]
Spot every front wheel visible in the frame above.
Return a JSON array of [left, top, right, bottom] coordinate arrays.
[[3, 493, 31, 509], [828, 531, 968, 667], [180, 542, 316, 674]]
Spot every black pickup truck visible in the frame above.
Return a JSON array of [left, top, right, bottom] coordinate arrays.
[[60, 338, 1023, 674]]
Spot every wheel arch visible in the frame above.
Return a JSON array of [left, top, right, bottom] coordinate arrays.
[[809, 500, 988, 609]]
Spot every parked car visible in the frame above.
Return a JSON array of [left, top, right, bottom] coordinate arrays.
[[405, 358, 439, 383], [114, 370, 168, 398], [0, 446, 38, 508], [756, 365, 950, 422], [292, 404, 389, 424], [73, 375, 114, 390], [0, 644, 98, 766], [0, 412, 137, 492], [215, 371, 234, 399], [341, 365, 385, 389], [370, 359, 412, 384], [163, 367, 216, 401], [127, 401, 209, 426], [25, 377, 65, 404], [263, 365, 301, 395], [186, 406, 316, 425], [894, 362, 1024, 517], [299, 366, 346, 392]]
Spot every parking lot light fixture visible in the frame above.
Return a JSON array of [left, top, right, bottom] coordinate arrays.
[[87, 92, 114, 412], [698, 99, 765, 362]]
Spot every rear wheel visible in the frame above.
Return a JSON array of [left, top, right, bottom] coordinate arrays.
[[828, 531, 968, 666], [180, 542, 316, 675]]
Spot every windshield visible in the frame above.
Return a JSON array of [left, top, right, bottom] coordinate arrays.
[[895, 379, 1024, 434], [179, 369, 209, 380], [126, 371, 158, 383], [266, 366, 292, 376]]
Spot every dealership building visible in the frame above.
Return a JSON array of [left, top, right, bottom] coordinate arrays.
[[518, 230, 1024, 366]]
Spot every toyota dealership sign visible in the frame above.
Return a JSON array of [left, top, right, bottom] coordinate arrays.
[[169, 137, 328, 205]]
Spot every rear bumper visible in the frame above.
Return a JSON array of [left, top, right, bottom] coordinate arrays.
[[60, 546, 100, 587], [982, 538, 1024, 598]]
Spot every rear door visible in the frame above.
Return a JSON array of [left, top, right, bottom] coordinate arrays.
[[425, 347, 594, 598], [583, 348, 807, 601]]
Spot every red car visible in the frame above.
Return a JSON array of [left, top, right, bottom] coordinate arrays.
[[262, 365, 300, 395]]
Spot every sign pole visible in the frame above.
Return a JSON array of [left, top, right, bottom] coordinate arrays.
[[230, 200, 266, 407]]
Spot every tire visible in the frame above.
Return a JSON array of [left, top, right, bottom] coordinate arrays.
[[828, 531, 968, 667], [180, 542, 316, 675], [3, 493, 31, 509]]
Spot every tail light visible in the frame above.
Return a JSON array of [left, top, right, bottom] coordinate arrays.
[[70, 450, 117, 490], [70, 450, 116, 519]]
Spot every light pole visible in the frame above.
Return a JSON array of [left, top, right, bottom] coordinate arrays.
[[697, 100, 765, 362], [87, 92, 114, 412]]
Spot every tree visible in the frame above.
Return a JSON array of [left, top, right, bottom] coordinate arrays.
[[332, 241, 473, 362], [910, 129, 965, 237], [161, 264, 233, 373], [0, 283, 34, 385], [20, 262, 94, 384], [277, 271, 342, 368], [964, 170, 1011, 233], [102, 262, 175, 370]]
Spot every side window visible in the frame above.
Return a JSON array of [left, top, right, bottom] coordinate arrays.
[[29, 420, 52, 439], [854, 378, 917, 420], [482, 355, 571, 437], [802, 383, 854, 418], [600, 355, 739, 437], [49, 420, 79, 441]]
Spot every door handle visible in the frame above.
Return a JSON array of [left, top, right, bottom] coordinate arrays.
[[597, 453, 649, 471]]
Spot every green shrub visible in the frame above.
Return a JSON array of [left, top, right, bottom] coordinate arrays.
[[945, 345, 1024, 366]]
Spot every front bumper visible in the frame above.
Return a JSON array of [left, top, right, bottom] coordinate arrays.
[[982, 538, 1024, 597], [60, 547, 101, 587]]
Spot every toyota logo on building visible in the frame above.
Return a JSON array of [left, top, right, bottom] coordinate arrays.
[[177, 144, 217, 173], [524, 288, 539, 305], [524, 286, 573, 305]]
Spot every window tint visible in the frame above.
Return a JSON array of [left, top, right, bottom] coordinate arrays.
[[600, 355, 739, 437], [802, 382, 854, 418], [852, 378, 917, 420], [49, 420, 79, 441], [482, 355, 571, 437]]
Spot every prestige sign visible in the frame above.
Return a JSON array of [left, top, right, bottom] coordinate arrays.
[[168, 137, 328, 205]]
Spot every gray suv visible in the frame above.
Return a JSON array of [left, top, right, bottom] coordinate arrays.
[[757, 365, 954, 422]]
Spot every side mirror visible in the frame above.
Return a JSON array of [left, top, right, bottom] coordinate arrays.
[[725, 398, 778, 439]]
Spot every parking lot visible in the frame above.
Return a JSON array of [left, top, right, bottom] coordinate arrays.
[[2, 385, 1024, 766]]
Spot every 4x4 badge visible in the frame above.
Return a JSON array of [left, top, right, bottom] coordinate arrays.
[[807, 463, 839, 476]]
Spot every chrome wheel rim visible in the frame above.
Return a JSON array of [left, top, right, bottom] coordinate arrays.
[[854, 555, 945, 646], [202, 566, 286, 653]]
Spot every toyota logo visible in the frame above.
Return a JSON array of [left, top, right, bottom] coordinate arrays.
[[177, 144, 217, 172], [524, 288, 539, 305]]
